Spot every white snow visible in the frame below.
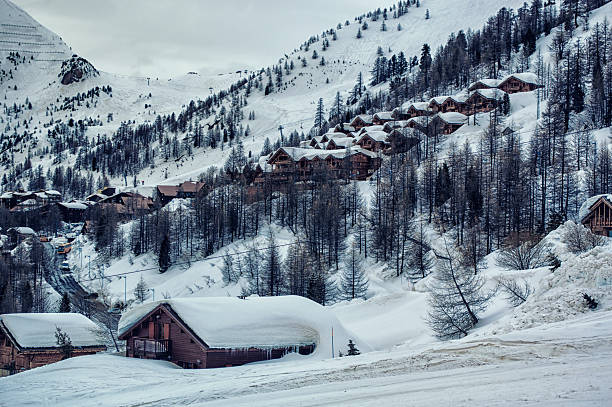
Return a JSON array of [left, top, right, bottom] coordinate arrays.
[[0, 313, 104, 348], [119, 295, 364, 354]]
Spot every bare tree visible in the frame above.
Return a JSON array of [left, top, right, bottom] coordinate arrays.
[[427, 240, 494, 339], [497, 278, 533, 307], [563, 221, 606, 254], [339, 241, 369, 300], [496, 237, 550, 270]]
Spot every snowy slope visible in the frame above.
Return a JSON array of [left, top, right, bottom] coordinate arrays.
[[0, 0, 529, 189]]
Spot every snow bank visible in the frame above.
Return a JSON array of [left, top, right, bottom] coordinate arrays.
[[119, 295, 368, 357], [0, 313, 104, 348], [488, 246, 612, 334]]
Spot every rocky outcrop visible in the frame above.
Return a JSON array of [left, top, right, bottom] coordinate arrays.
[[59, 55, 99, 85]]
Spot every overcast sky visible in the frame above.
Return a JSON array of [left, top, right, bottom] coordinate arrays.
[[13, 0, 387, 79]]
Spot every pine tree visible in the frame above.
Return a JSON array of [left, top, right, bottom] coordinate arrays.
[[55, 327, 73, 360], [356, 28, 362, 39], [59, 292, 71, 312], [330, 91, 345, 122], [425, 9, 430, 19], [314, 98, 325, 132], [158, 234, 171, 273], [221, 251, 236, 284], [347, 339, 360, 355], [339, 242, 369, 300], [134, 275, 148, 303]]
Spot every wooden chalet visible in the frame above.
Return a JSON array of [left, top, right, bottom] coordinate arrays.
[[385, 129, 421, 155], [467, 78, 501, 92], [440, 94, 469, 114], [350, 114, 374, 130], [428, 96, 448, 114], [581, 195, 612, 237], [333, 123, 356, 135], [56, 201, 89, 223], [118, 297, 317, 369], [498, 73, 542, 94], [98, 192, 154, 216], [326, 137, 355, 150], [0, 313, 106, 375], [6, 227, 37, 248], [372, 111, 394, 125], [466, 89, 507, 114], [392, 101, 431, 120], [430, 112, 468, 135], [157, 181, 206, 207], [356, 131, 389, 152]]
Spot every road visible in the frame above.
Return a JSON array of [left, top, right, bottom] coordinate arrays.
[[43, 242, 120, 347]]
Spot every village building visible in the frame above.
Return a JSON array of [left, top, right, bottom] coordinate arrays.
[[498, 73, 543, 94], [382, 120, 408, 133], [56, 201, 89, 223], [0, 190, 62, 210], [467, 78, 502, 92], [430, 112, 468, 135], [466, 88, 507, 114], [440, 94, 469, 114], [118, 297, 317, 369], [355, 131, 390, 152], [333, 123, 356, 134], [156, 181, 206, 207], [349, 114, 374, 130], [581, 195, 612, 237], [0, 313, 106, 375], [326, 137, 355, 150], [428, 96, 448, 114], [97, 192, 154, 216], [372, 111, 394, 125], [6, 227, 37, 249]]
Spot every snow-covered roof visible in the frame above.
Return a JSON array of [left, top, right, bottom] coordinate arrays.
[[468, 78, 501, 89], [34, 192, 49, 199], [8, 227, 37, 235], [119, 296, 334, 349], [0, 192, 13, 199], [351, 114, 373, 125], [358, 130, 389, 143], [16, 198, 37, 206], [471, 88, 507, 100], [373, 111, 393, 121], [579, 194, 612, 221], [435, 112, 468, 124], [383, 121, 408, 132], [59, 202, 88, 210], [356, 125, 384, 136], [45, 190, 61, 196], [501, 72, 541, 86], [446, 93, 469, 103], [0, 313, 105, 349], [429, 96, 449, 105], [299, 140, 310, 148], [328, 137, 355, 148], [325, 132, 351, 140]]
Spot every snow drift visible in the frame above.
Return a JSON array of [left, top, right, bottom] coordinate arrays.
[[119, 295, 369, 357]]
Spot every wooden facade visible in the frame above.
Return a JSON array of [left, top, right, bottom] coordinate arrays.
[[118, 303, 315, 369], [582, 196, 612, 237], [0, 315, 106, 375], [498, 76, 541, 94]]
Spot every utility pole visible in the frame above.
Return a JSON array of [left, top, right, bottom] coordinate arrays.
[[278, 125, 284, 140]]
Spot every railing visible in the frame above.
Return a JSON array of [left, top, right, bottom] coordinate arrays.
[[133, 339, 171, 358]]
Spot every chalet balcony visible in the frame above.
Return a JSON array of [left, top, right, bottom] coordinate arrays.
[[133, 338, 171, 359]]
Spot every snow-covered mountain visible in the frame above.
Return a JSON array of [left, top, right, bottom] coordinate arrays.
[[0, 0, 529, 190]]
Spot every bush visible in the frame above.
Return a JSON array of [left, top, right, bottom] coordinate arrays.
[[496, 237, 549, 270], [563, 222, 606, 254]]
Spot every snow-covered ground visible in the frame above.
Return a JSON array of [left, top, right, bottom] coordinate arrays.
[[2, 309, 612, 406]]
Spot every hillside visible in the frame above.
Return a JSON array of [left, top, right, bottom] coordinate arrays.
[[0, 0, 529, 191]]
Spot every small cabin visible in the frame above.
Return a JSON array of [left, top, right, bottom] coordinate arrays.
[[428, 96, 447, 114], [581, 195, 612, 237], [466, 89, 507, 114], [498, 73, 543, 94], [467, 78, 501, 92], [430, 113, 468, 135], [356, 132, 389, 152], [372, 111, 393, 125], [0, 313, 106, 375], [349, 115, 373, 130], [440, 95, 469, 114], [118, 297, 317, 369]]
